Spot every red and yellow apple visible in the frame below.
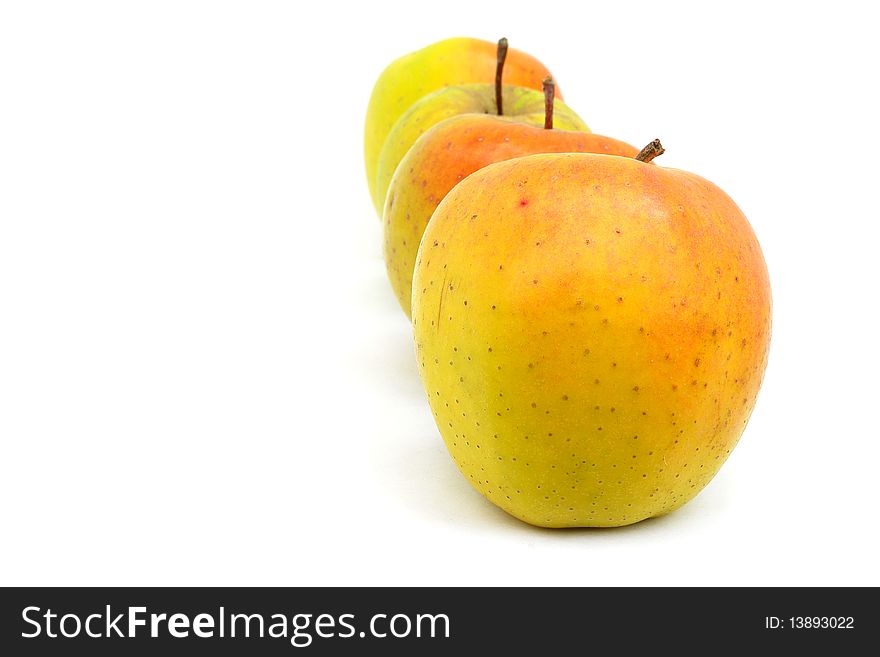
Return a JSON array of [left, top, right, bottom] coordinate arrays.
[[412, 148, 771, 527], [374, 84, 588, 218]]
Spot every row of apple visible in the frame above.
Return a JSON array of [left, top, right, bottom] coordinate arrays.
[[363, 37, 771, 528]]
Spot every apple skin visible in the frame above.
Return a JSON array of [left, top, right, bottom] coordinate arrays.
[[385, 114, 635, 316], [374, 84, 589, 217], [364, 37, 559, 213], [412, 152, 771, 528]]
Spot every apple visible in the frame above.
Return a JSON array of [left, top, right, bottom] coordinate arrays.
[[365, 37, 560, 214], [375, 81, 589, 219], [412, 145, 771, 528], [385, 79, 633, 316]]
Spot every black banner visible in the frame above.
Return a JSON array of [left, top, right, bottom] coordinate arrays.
[[0, 587, 874, 654]]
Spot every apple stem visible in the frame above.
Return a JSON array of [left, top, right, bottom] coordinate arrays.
[[496, 37, 508, 116], [635, 139, 665, 163], [543, 77, 555, 129]]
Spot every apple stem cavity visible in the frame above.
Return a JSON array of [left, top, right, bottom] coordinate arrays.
[[496, 37, 508, 116], [635, 139, 665, 163], [543, 77, 555, 129]]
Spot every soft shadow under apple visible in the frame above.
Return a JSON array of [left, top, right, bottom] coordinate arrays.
[[386, 428, 719, 536]]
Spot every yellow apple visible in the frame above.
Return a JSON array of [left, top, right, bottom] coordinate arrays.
[[364, 37, 559, 214], [412, 148, 771, 527]]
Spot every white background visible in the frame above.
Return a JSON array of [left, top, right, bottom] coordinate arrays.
[[1, 1, 878, 586]]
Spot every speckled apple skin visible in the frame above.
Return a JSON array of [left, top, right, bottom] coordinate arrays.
[[412, 153, 771, 528], [384, 114, 634, 317], [364, 37, 560, 214]]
